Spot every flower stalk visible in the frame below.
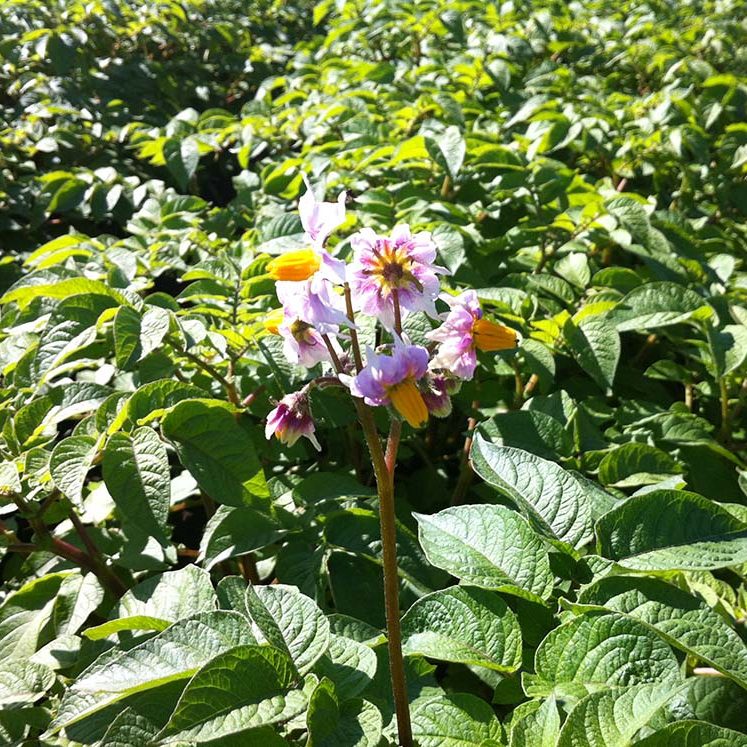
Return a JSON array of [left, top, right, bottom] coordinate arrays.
[[357, 402, 413, 747], [376, 292, 412, 745], [328, 290, 413, 746]]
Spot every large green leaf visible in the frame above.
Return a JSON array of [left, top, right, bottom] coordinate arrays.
[[563, 317, 620, 391], [0, 661, 55, 708], [156, 644, 305, 744], [164, 136, 201, 191], [510, 695, 560, 747], [50, 610, 255, 730], [410, 693, 503, 747], [31, 293, 119, 382], [161, 399, 269, 507], [314, 634, 378, 698], [414, 504, 554, 601], [245, 585, 330, 675], [126, 379, 207, 425], [49, 435, 97, 508], [597, 443, 682, 488], [556, 682, 687, 747], [610, 282, 712, 332], [708, 323, 747, 377], [103, 427, 171, 541], [199, 505, 289, 570], [672, 676, 747, 733], [113, 305, 142, 369], [595, 489, 747, 570], [2, 277, 128, 309], [574, 576, 747, 690], [634, 721, 747, 747], [85, 565, 217, 639], [480, 409, 573, 461], [401, 586, 522, 672], [52, 572, 105, 636], [0, 573, 68, 662], [306, 678, 382, 747], [471, 434, 615, 548], [525, 611, 681, 698]]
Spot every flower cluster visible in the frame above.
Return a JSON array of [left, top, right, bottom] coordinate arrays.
[[263, 178, 519, 449]]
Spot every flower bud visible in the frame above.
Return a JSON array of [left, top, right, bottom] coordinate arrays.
[[265, 390, 320, 450], [421, 375, 452, 418]]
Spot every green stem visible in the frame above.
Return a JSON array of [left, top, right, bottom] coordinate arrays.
[[167, 337, 240, 405], [719, 378, 731, 441]]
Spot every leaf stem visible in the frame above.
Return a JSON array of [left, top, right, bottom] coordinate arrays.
[[385, 419, 402, 478], [512, 361, 524, 408], [451, 407, 478, 506], [239, 554, 260, 584], [321, 334, 344, 372], [69, 510, 127, 597]]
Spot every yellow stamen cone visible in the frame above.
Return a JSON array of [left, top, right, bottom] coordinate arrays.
[[473, 318, 518, 351], [388, 379, 429, 428], [267, 249, 321, 281], [264, 309, 284, 335]]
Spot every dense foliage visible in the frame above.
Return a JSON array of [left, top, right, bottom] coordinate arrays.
[[1, 0, 747, 744]]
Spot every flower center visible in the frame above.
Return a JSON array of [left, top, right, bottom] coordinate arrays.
[[365, 242, 420, 292], [387, 378, 428, 428], [381, 260, 405, 283]]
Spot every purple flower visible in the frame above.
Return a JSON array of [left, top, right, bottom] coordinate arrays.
[[279, 317, 331, 368], [299, 175, 346, 249], [349, 224, 447, 327], [427, 290, 481, 379], [349, 338, 430, 427], [265, 390, 321, 450], [276, 275, 349, 335], [427, 290, 518, 380]]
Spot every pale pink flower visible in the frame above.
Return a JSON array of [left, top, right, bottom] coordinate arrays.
[[349, 224, 447, 327]]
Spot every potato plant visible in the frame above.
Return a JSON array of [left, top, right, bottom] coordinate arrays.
[[1, 0, 746, 745]]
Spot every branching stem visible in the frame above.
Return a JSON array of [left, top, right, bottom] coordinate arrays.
[[13, 492, 125, 597], [167, 337, 240, 405]]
